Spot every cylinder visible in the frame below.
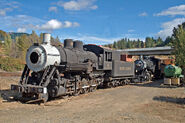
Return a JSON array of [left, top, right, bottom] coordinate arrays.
[[64, 39, 73, 48], [73, 41, 83, 51], [43, 33, 51, 44]]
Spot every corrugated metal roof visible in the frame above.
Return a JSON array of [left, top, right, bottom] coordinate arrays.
[[119, 47, 173, 52], [117, 46, 173, 55]]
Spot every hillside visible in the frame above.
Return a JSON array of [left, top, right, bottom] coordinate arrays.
[[8, 32, 30, 40], [104, 37, 172, 49]]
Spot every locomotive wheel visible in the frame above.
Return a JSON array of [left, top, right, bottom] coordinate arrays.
[[74, 89, 81, 96], [92, 86, 97, 92], [115, 82, 119, 87], [89, 87, 93, 92], [120, 81, 125, 86], [112, 82, 115, 87], [78, 89, 82, 95], [107, 83, 112, 88], [89, 86, 97, 92], [145, 72, 151, 81], [82, 88, 88, 94], [78, 89, 81, 94], [42, 93, 48, 103]]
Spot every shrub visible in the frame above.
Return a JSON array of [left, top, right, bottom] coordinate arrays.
[[0, 56, 25, 72]]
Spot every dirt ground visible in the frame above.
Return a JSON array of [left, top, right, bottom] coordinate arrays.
[[0, 75, 185, 123]]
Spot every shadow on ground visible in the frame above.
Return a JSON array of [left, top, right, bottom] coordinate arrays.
[[131, 79, 182, 88], [0, 89, 69, 104], [153, 96, 185, 105], [0, 89, 21, 102]]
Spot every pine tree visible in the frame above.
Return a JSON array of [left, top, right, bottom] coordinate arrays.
[[4, 34, 12, 56], [113, 41, 117, 49], [163, 36, 173, 46], [29, 30, 41, 44], [16, 35, 29, 60], [52, 36, 62, 46], [172, 22, 185, 78], [39, 33, 44, 43], [145, 37, 155, 48]]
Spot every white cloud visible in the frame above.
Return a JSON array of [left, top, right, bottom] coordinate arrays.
[[59, 34, 145, 45], [73, 22, 80, 27], [139, 12, 148, 17], [90, 5, 98, 10], [128, 29, 135, 33], [17, 27, 26, 32], [49, 6, 58, 13], [59, 34, 120, 44], [0, 15, 80, 32], [36, 19, 80, 31], [56, 0, 98, 11], [63, 21, 72, 28], [0, 8, 13, 16], [0, 9, 6, 16], [0, 15, 45, 30], [2, 1, 20, 9], [73, 36, 121, 44], [0, 0, 20, 16], [154, 5, 185, 39], [155, 4, 185, 16], [38, 19, 62, 30], [63, 21, 80, 27], [156, 18, 185, 39], [81, 36, 119, 43]]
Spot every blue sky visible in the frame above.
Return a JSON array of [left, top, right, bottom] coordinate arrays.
[[0, 0, 185, 44]]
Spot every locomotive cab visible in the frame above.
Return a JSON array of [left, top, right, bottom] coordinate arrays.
[[84, 45, 135, 79]]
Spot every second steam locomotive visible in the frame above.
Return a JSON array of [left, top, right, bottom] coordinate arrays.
[[11, 33, 160, 102]]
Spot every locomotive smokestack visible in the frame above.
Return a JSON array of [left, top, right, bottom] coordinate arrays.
[[64, 39, 73, 48], [43, 33, 51, 44]]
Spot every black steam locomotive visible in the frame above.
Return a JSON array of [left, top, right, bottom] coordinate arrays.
[[11, 33, 160, 102], [135, 56, 162, 82]]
